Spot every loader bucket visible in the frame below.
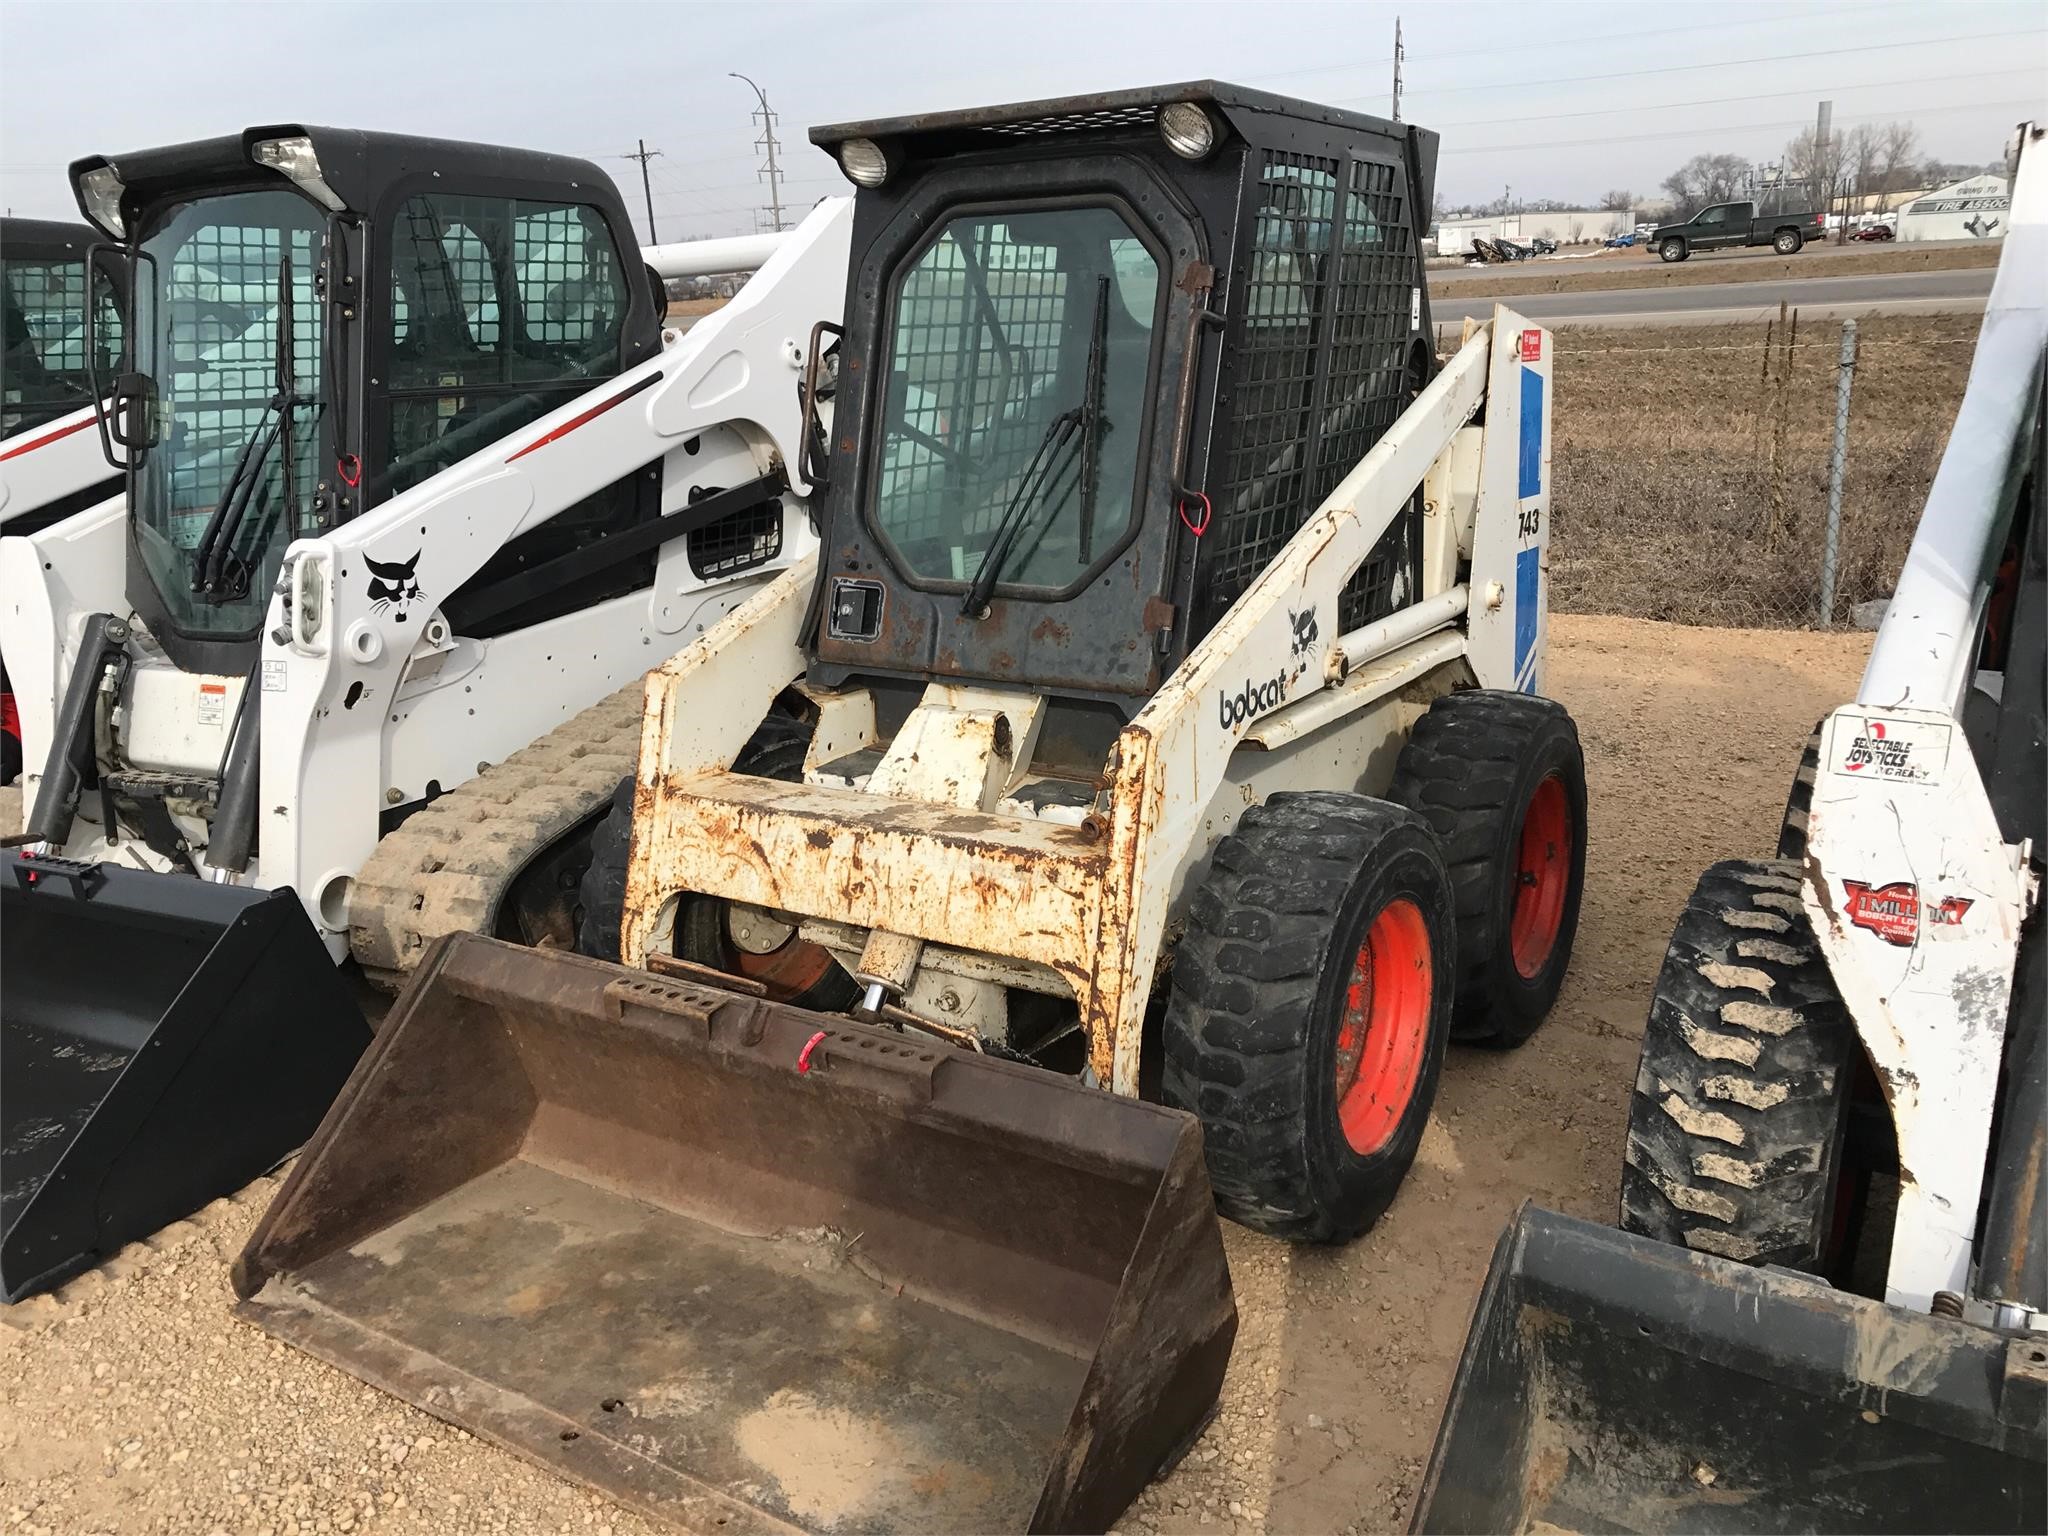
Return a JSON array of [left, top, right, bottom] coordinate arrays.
[[1414, 1206, 2048, 1535], [233, 934, 1237, 1535], [2, 852, 370, 1301]]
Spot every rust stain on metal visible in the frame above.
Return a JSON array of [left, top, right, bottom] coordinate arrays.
[[1030, 616, 1070, 645]]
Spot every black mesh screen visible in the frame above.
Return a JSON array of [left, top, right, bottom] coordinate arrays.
[[1206, 151, 1419, 634], [688, 500, 783, 580]]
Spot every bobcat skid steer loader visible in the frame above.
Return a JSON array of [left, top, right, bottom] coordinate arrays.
[[0, 126, 848, 1302], [235, 83, 1588, 1533], [1417, 122, 2047, 1536], [1, 217, 127, 786]]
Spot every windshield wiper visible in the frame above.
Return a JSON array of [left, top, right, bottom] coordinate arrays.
[[192, 251, 297, 601], [959, 275, 1110, 619]]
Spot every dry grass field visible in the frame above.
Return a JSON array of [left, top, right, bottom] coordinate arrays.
[[1547, 312, 1980, 627]]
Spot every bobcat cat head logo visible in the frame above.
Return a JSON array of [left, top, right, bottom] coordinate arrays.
[[1288, 606, 1320, 658], [366, 550, 423, 622]]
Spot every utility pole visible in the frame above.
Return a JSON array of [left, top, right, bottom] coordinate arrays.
[[620, 139, 661, 243], [1815, 99, 1834, 239], [1391, 16, 1404, 123], [730, 72, 787, 232]]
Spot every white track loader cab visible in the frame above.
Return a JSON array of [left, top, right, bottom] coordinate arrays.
[[0, 217, 126, 785], [0, 126, 847, 1304]]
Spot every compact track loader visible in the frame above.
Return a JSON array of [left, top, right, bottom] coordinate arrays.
[[236, 83, 1588, 1532], [1, 216, 126, 785], [0, 126, 848, 1300], [1418, 121, 2047, 1536]]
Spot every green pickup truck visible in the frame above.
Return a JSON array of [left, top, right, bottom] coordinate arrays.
[[1649, 201, 1828, 262]]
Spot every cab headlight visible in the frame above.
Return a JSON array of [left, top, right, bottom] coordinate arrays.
[[77, 165, 126, 238], [251, 135, 345, 212], [1159, 102, 1218, 160]]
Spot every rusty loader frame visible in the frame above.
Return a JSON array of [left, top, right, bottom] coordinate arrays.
[[620, 305, 1550, 1094]]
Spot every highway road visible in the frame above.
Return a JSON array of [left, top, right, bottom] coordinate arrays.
[[1427, 266, 1995, 329]]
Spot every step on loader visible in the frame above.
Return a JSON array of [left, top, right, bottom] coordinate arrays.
[[1417, 120, 2048, 1536], [235, 82, 1588, 1532], [0, 127, 849, 1300]]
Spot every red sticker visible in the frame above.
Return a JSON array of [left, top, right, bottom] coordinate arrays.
[[1520, 329, 1542, 362], [1844, 880, 1919, 945], [1842, 879, 1973, 947]]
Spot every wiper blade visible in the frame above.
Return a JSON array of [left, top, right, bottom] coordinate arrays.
[[193, 252, 298, 602], [958, 275, 1111, 618]]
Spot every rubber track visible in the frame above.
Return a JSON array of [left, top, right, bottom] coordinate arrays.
[[1619, 858, 1853, 1267], [348, 679, 646, 986], [1775, 723, 1822, 860]]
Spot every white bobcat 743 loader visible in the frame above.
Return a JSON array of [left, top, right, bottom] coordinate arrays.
[[231, 84, 1588, 1535], [0, 125, 850, 1301], [1420, 121, 2046, 1536]]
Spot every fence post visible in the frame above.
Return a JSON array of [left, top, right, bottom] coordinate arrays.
[[1819, 319, 1858, 628]]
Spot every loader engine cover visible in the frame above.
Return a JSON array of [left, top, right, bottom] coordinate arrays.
[[233, 934, 1237, 1535], [1414, 1207, 2048, 1535], [1, 851, 370, 1301]]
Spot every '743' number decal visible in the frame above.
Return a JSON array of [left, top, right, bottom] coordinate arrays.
[[1518, 506, 1542, 538]]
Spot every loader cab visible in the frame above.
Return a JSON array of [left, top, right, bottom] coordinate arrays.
[[1, 216, 125, 442], [69, 126, 663, 675], [806, 83, 1437, 708]]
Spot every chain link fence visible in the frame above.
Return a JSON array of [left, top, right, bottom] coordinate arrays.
[[1524, 312, 1979, 629]]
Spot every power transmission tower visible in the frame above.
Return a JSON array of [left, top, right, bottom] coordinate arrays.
[[1391, 16, 1404, 123], [730, 72, 787, 232], [620, 139, 661, 243]]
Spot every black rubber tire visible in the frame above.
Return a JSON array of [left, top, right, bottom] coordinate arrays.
[[576, 711, 860, 1011], [1659, 237, 1688, 263], [1773, 228, 1804, 255], [1387, 690, 1588, 1048], [1775, 722, 1822, 861], [1161, 792, 1455, 1244], [1620, 859, 1856, 1270]]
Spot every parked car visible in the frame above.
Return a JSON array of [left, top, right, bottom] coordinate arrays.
[[1648, 201, 1828, 262], [1851, 222, 1896, 241], [1604, 232, 1637, 248]]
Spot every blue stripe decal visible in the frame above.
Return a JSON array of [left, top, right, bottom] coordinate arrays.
[[1518, 365, 1544, 500], [1514, 544, 1541, 692]]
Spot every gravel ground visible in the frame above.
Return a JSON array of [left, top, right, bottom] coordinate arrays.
[[0, 613, 1872, 1535]]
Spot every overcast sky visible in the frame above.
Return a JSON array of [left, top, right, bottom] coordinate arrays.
[[4, 0, 2043, 234]]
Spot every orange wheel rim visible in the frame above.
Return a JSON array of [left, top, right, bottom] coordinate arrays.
[[1510, 774, 1572, 980], [1332, 898, 1433, 1156]]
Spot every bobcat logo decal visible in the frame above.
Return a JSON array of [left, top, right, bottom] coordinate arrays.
[[1289, 606, 1320, 658], [365, 550, 423, 623]]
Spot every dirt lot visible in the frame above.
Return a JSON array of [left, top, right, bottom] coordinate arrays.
[[0, 616, 1871, 1536], [1432, 239, 1998, 299]]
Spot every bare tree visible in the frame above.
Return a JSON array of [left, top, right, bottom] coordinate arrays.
[[1600, 188, 1636, 212], [1845, 124, 1882, 223], [1784, 125, 1848, 236], [1876, 120, 1922, 212], [1660, 154, 1751, 220]]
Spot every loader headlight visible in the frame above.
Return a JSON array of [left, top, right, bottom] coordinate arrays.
[[837, 138, 892, 188], [76, 165, 127, 238], [250, 134, 346, 212], [1158, 102, 1217, 160]]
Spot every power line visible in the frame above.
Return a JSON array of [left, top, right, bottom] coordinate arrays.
[[1254, 2, 1898, 80], [1438, 95, 2041, 156], [1430, 64, 2045, 132], [1346, 27, 2045, 105]]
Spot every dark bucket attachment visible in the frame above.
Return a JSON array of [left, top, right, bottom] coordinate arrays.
[[1414, 1205, 2048, 1535], [234, 934, 1237, 1535], [2, 852, 370, 1301]]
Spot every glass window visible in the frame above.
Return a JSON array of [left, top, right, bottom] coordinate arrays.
[[130, 188, 325, 638], [380, 193, 624, 501], [2, 249, 123, 437], [873, 205, 1161, 591]]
